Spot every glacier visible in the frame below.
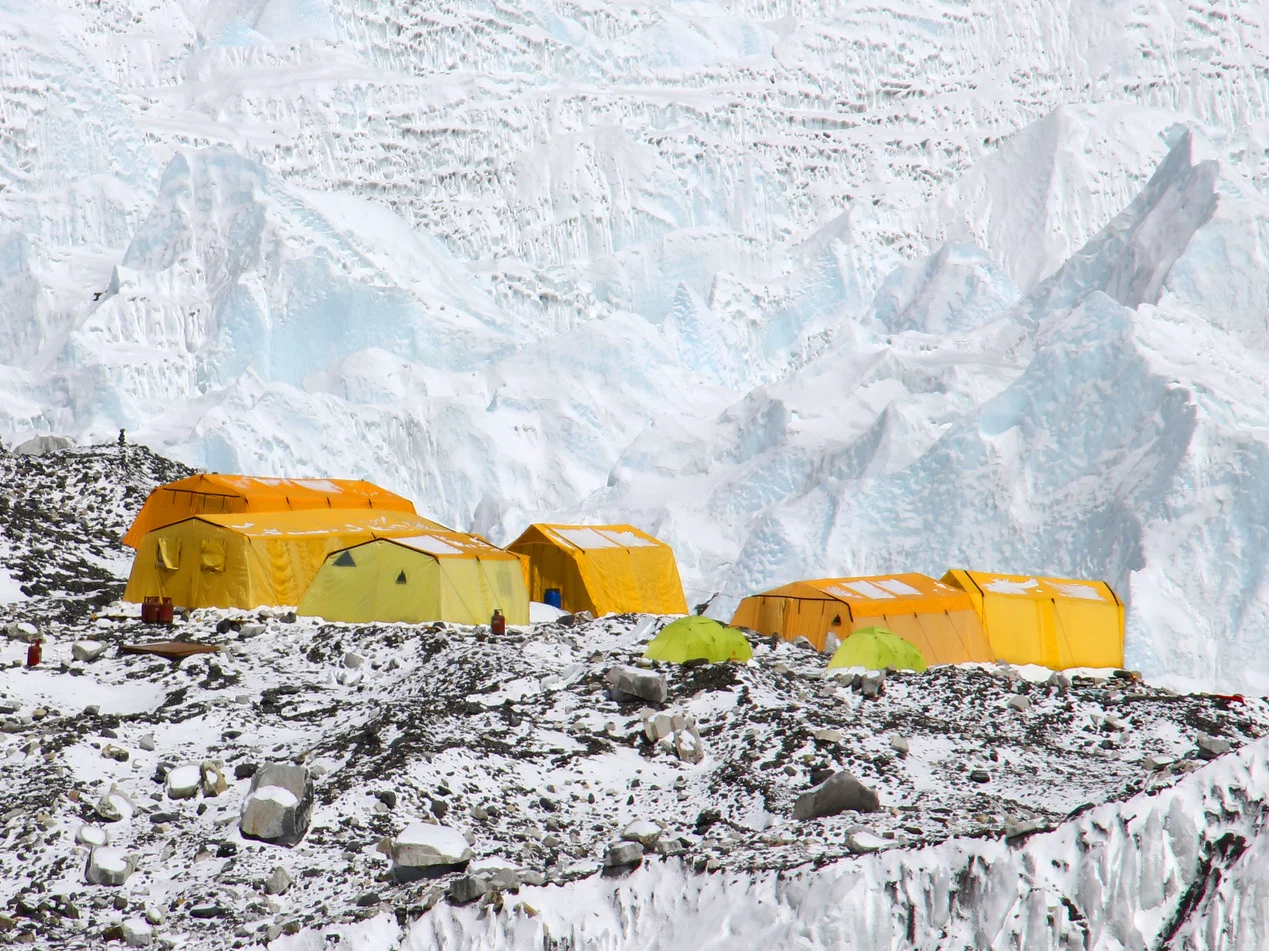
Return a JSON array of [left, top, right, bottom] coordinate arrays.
[[3, 0, 1269, 693]]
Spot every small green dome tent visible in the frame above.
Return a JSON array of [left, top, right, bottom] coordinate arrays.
[[644, 616, 754, 664], [827, 626, 927, 672]]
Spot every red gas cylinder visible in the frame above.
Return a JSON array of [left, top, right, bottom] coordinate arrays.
[[158, 598, 174, 625], [490, 609, 506, 636], [26, 641, 41, 667]]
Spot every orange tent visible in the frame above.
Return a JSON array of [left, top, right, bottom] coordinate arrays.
[[122, 474, 417, 549], [730, 573, 994, 664]]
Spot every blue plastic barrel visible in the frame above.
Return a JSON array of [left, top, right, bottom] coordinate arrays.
[[544, 588, 562, 609]]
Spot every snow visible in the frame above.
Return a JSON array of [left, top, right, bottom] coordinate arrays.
[[249, 784, 299, 808], [91, 848, 128, 873], [0, 568, 26, 604], [2, 0, 1269, 690], [529, 602, 569, 624], [395, 822, 471, 857], [395, 534, 463, 556]]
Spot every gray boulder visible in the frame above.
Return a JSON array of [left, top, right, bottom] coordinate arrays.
[[792, 771, 880, 821], [860, 671, 885, 698], [72, 641, 107, 662], [605, 666, 667, 705], [239, 764, 313, 846], [263, 866, 293, 896], [14, 435, 73, 456], [392, 822, 473, 883], [1197, 733, 1232, 760], [447, 875, 490, 904], [603, 841, 644, 868], [86, 847, 137, 886], [844, 826, 888, 854]]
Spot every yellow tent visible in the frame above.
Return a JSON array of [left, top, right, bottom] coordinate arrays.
[[729, 573, 994, 664], [123, 510, 449, 610], [122, 474, 417, 549], [298, 532, 529, 626], [941, 570, 1124, 670], [506, 524, 688, 616]]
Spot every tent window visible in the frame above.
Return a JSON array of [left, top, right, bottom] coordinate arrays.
[[334, 551, 356, 567], [831, 615, 841, 626], [396, 570, 407, 585], [156, 537, 181, 571], [200, 539, 226, 573]]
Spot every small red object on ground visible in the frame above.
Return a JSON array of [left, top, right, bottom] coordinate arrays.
[[490, 609, 506, 636], [26, 641, 41, 667]]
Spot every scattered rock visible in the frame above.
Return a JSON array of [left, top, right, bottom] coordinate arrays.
[[239, 764, 314, 846], [603, 841, 644, 869], [233, 763, 258, 781], [355, 891, 381, 908], [138, 734, 155, 752], [1197, 733, 1232, 760], [343, 651, 366, 670], [5, 621, 38, 642], [200, 760, 228, 797], [1007, 695, 1031, 713], [121, 917, 152, 947], [76, 824, 108, 846], [392, 822, 473, 882], [101, 744, 130, 763], [889, 735, 910, 758], [166, 765, 201, 800], [1143, 754, 1175, 771], [844, 826, 888, 854], [969, 769, 991, 783], [1005, 817, 1048, 840], [375, 790, 398, 810], [813, 729, 842, 744], [447, 875, 490, 904], [793, 771, 881, 820], [642, 711, 674, 742], [606, 666, 667, 706], [95, 785, 135, 823], [72, 641, 107, 662], [1048, 671, 1071, 691], [860, 671, 886, 698], [263, 866, 293, 896], [621, 819, 661, 847], [85, 847, 137, 886], [822, 633, 841, 654]]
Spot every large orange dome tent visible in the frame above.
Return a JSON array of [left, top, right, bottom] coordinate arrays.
[[121, 474, 417, 549]]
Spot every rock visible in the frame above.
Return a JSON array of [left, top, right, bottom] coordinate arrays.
[[375, 790, 398, 810], [822, 633, 841, 654], [102, 745, 130, 762], [860, 671, 885, 698], [392, 822, 473, 882], [606, 666, 667, 705], [14, 434, 73, 456], [72, 641, 107, 663], [1048, 671, 1071, 691], [165, 765, 201, 800], [1197, 733, 1232, 760], [889, 735, 910, 758], [238, 623, 266, 638], [643, 712, 674, 742], [263, 866, 293, 896], [1007, 695, 1031, 713], [969, 769, 991, 783], [1143, 753, 1175, 771], [239, 764, 314, 847], [355, 891, 381, 908], [1005, 817, 1048, 840], [5, 621, 38, 642], [85, 847, 136, 886], [95, 785, 135, 823], [138, 734, 155, 752], [343, 651, 366, 669], [603, 841, 644, 868], [121, 918, 152, 947], [790, 635, 816, 651], [448, 875, 489, 904], [813, 729, 842, 744], [793, 771, 881, 820], [844, 826, 888, 854], [621, 819, 661, 847], [233, 763, 258, 781], [200, 761, 228, 797], [76, 824, 108, 847]]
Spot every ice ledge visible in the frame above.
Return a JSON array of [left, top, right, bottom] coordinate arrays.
[[279, 736, 1269, 950]]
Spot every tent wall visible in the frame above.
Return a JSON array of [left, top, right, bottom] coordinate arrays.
[[730, 574, 994, 664], [123, 512, 446, 610], [508, 525, 687, 616], [942, 570, 1124, 669], [297, 539, 530, 625]]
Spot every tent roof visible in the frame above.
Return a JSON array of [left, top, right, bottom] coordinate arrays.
[[752, 573, 973, 615], [333, 531, 521, 561], [166, 509, 448, 540], [948, 570, 1120, 605], [152, 474, 416, 508], [515, 524, 669, 553]]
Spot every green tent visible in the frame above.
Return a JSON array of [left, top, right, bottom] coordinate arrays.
[[644, 616, 754, 664], [827, 626, 927, 672]]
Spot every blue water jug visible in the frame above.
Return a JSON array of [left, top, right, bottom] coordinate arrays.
[[544, 588, 562, 609]]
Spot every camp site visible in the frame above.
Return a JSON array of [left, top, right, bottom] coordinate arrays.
[[0, 448, 1262, 950]]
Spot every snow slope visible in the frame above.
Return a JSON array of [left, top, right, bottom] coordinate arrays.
[[3, 0, 1269, 689]]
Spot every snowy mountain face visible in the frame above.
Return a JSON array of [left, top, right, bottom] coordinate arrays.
[[3, 0, 1269, 690]]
